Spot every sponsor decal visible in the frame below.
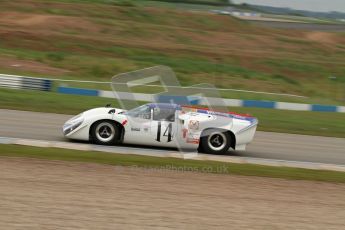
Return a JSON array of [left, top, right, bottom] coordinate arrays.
[[188, 132, 199, 139], [186, 132, 199, 144], [131, 127, 140, 132], [186, 138, 199, 144], [188, 120, 199, 131], [143, 127, 149, 132]]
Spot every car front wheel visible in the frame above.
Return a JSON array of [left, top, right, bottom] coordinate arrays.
[[91, 121, 119, 145], [200, 129, 231, 155]]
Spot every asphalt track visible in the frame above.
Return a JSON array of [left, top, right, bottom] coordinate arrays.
[[0, 109, 344, 165]]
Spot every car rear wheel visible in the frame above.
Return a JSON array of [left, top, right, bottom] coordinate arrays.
[[91, 121, 119, 145], [201, 129, 231, 155]]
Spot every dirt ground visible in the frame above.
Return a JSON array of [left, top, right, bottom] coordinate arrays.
[[0, 157, 345, 230]]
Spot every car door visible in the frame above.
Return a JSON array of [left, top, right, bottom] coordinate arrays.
[[123, 105, 153, 145]]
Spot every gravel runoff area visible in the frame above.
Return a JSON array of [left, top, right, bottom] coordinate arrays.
[[1, 157, 345, 230]]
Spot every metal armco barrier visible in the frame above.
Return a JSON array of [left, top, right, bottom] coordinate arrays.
[[0, 74, 52, 91]]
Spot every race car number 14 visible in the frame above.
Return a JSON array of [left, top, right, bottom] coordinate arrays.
[[156, 122, 173, 142]]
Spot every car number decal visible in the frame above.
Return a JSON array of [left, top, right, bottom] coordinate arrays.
[[156, 122, 173, 142]]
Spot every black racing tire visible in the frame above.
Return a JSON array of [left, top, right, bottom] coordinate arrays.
[[90, 120, 120, 145], [200, 129, 231, 155]]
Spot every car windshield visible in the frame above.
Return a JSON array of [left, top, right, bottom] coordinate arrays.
[[125, 105, 151, 119]]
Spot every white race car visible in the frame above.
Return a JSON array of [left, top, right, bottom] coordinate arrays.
[[63, 103, 258, 154]]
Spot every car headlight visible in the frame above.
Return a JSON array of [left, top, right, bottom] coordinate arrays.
[[66, 113, 83, 123], [63, 114, 84, 135]]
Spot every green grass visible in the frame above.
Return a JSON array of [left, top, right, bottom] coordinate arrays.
[[1, 44, 344, 105], [49, 0, 229, 7], [232, 107, 345, 138], [1, 144, 345, 183], [65, 0, 137, 6], [0, 88, 116, 114], [1, 88, 344, 137]]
